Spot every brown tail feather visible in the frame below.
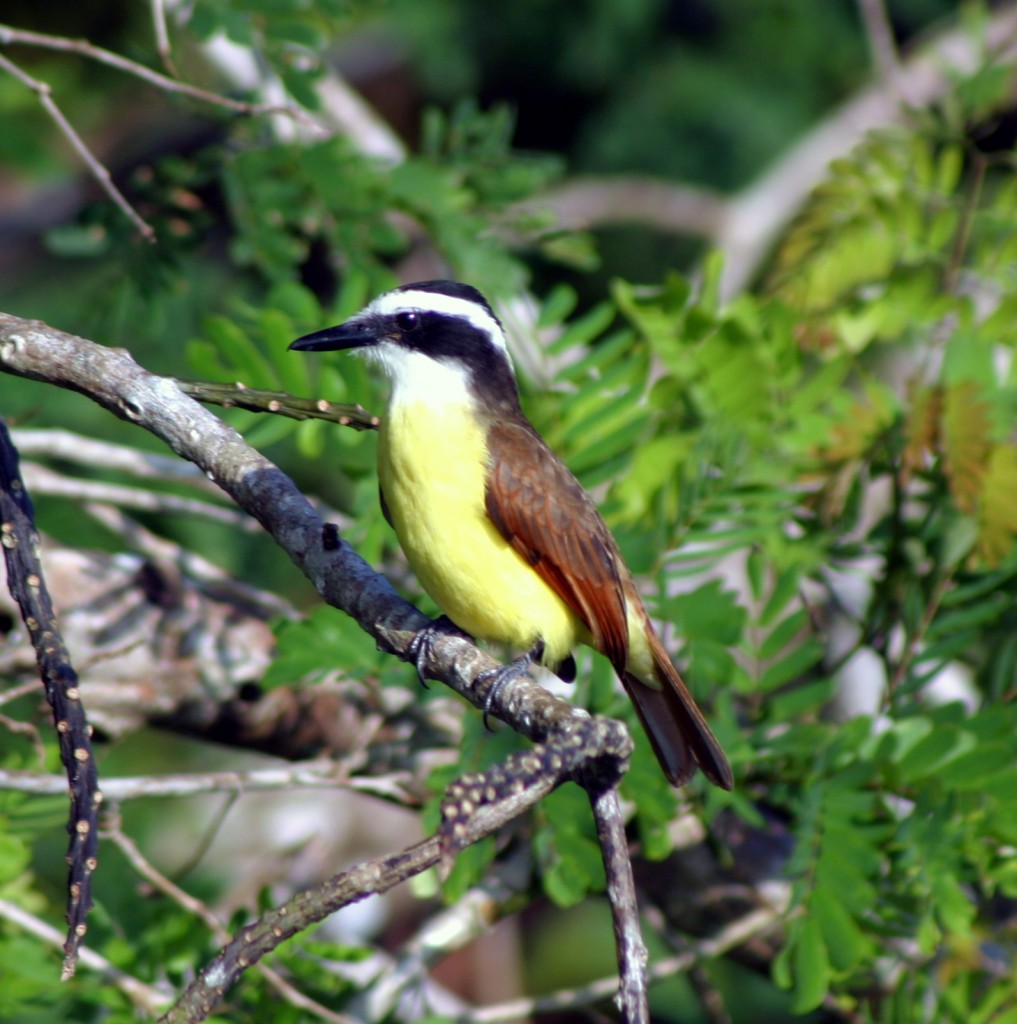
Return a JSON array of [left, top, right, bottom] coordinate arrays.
[[621, 629, 733, 790]]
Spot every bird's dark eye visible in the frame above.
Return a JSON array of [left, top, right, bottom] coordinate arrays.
[[395, 312, 419, 332]]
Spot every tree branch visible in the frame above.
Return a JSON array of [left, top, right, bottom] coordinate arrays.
[[589, 786, 648, 1023], [0, 421, 101, 978], [0, 312, 628, 758], [0, 759, 413, 802]]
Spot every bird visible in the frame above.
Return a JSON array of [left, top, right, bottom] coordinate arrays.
[[290, 280, 732, 790]]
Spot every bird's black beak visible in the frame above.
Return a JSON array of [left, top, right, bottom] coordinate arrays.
[[289, 318, 377, 352]]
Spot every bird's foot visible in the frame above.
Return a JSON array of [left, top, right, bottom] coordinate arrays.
[[478, 639, 545, 730], [407, 615, 467, 688]]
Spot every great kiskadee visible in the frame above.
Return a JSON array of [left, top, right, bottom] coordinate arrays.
[[290, 281, 732, 790]]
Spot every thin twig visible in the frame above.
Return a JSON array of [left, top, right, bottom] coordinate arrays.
[[149, 0, 179, 77], [0, 23, 315, 125], [0, 678, 45, 707], [103, 810, 355, 1024], [0, 711, 48, 766], [161, 739, 582, 1024], [0, 897, 170, 1014], [351, 847, 531, 1021], [174, 378, 379, 431], [465, 906, 782, 1024], [104, 809, 227, 936], [157, 729, 626, 1020], [160, 836, 443, 1023], [0, 51, 155, 242]]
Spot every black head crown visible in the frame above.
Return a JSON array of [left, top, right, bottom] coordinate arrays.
[[395, 280, 502, 330]]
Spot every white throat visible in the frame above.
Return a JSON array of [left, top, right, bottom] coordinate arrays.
[[368, 344, 477, 412]]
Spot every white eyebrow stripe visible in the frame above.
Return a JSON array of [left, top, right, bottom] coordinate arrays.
[[367, 289, 509, 354]]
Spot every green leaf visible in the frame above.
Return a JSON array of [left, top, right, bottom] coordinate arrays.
[[810, 888, 867, 973], [931, 870, 975, 935], [759, 608, 810, 660], [765, 677, 834, 719], [441, 837, 497, 904], [0, 831, 30, 884], [760, 568, 802, 627], [759, 638, 824, 691], [536, 786, 605, 907], [537, 283, 578, 328], [790, 916, 831, 1013], [264, 606, 382, 687], [897, 725, 976, 781], [666, 579, 747, 647], [939, 742, 1015, 789], [548, 303, 621, 359]]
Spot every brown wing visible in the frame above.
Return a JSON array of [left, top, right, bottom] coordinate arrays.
[[485, 418, 629, 670], [486, 418, 734, 791]]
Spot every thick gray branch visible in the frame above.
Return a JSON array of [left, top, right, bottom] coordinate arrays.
[[0, 312, 623, 760]]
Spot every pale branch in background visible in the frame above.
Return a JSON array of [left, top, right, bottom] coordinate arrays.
[[12, 428, 222, 490], [0, 898, 171, 1014], [856, 0, 902, 89], [22, 461, 260, 530], [465, 905, 784, 1024], [509, 4, 1017, 298], [0, 761, 416, 803], [150, 0, 179, 77], [349, 847, 531, 1021], [3, 4, 1017, 295]]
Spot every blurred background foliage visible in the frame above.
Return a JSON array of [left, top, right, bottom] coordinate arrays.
[[2, 1, 1017, 1023]]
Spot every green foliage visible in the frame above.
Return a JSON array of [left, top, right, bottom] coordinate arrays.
[[265, 605, 385, 687], [186, 0, 355, 110], [515, 105, 1017, 1017], [534, 784, 606, 906]]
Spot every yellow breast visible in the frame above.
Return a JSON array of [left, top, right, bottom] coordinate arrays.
[[378, 398, 584, 666]]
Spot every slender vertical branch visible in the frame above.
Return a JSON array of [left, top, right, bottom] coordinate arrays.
[[0, 420, 102, 978], [589, 785, 648, 1024], [149, 0, 179, 76]]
